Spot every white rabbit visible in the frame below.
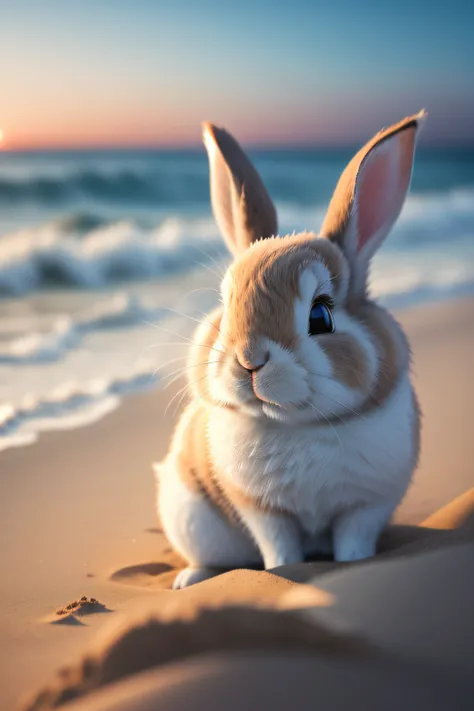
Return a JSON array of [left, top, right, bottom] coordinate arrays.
[[155, 112, 424, 588]]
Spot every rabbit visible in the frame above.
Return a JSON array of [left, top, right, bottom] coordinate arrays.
[[155, 111, 424, 589]]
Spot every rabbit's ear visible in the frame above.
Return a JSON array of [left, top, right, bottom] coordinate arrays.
[[203, 123, 278, 256], [321, 111, 426, 300]]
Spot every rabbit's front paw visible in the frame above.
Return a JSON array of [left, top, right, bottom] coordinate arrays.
[[333, 505, 390, 562], [172, 566, 219, 589]]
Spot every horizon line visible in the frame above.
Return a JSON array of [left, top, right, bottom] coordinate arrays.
[[3, 139, 474, 153]]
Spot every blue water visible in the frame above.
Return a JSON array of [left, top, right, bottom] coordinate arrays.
[[0, 146, 473, 450], [1, 147, 474, 296], [1, 147, 474, 298]]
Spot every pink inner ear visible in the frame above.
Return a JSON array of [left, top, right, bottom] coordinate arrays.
[[357, 129, 415, 253]]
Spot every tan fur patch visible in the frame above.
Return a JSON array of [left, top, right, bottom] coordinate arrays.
[[224, 234, 345, 359], [188, 307, 223, 401], [218, 473, 280, 516], [171, 403, 209, 496], [318, 333, 370, 390], [308, 301, 412, 427], [171, 400, 281, 520], [349, 301, 410, 416], [172, 402, 242, 524], [312, 236, 347, 297]]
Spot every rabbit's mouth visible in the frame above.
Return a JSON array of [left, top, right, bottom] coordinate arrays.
[[253, 393, 306, 409], [208, 352, 312, 418], [215, 379, 317, 423], [246, 393, 311, 420]]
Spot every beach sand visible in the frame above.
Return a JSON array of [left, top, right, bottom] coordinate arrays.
[[1, 297, 473, 710]]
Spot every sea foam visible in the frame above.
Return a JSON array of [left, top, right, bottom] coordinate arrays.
[[0, 292, 163, 364], [1, 188, 474, 299]]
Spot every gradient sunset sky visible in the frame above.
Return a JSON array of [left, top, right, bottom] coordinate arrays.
[[1, 0, 473, 149]]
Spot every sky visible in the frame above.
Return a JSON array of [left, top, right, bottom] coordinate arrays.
[[1, 0, 473, 149]]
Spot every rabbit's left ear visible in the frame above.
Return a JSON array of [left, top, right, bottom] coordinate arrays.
[[321, 111, 426, 300], [203, 122, 278, 257]]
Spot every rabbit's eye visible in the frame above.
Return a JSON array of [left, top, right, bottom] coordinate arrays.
[[308, 299, 335, 336]]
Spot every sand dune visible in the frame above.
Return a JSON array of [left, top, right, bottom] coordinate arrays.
[[23, 500, 474, 710]]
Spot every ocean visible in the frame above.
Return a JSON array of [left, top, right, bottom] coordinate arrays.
[[1, 146, 473, 451]]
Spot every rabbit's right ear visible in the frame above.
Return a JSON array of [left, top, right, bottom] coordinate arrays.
[[320, 111, 425, 301], [203, 123, 278, 256]]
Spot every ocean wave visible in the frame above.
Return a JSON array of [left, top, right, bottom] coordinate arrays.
[[0, 293, 163, 364], [0, 187, 473, 299], [0, 216, 224, 296], [372, 247, 474, 309], [52, 212, 111, 234], [0, 360, 158, 450], [0, 167, 209, 207]]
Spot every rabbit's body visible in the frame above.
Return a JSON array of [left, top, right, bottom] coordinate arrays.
[[156, 112, 425, 588], [159, 372, 417, 582], [208, 373, 417, 536]]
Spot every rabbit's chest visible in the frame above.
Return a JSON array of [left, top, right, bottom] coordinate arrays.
[[208, 377, 415, 532], [209, 412, 371, 530]]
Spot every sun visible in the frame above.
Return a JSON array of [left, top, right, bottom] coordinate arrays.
[[0, 128, 4, 145]]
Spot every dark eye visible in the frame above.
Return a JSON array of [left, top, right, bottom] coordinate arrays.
[[308, 300, 335, 336]]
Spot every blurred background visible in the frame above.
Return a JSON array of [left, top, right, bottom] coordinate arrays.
[[1, 0, 473, 450]]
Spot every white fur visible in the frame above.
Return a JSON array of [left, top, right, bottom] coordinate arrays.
[[156, 458, 259, 589], [157, 371, 415, 585], [208, 372, 416, 563]]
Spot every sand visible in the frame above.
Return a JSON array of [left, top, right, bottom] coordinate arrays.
[[1, 296, 473, 710]]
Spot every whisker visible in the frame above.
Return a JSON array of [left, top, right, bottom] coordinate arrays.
[[175, 376, 211, 414], [194, 308, 223, 337], [165, 373, 210, 417], [317, 391, 366, 420], [159, 359, 221, 384], [306, 371, 336, 382], [306, 371, 366, 420], [164, 381, 192, 417], [307, 403, 343, 450], [185, 287, 220, 298], [149, 354, 191, 373], [315, 275, 333, 295], [192, 260, 224, 282], [191, 246, 228, 278], [143, 321, 225, 355], [143, 320, 194, 342], [164, 373, 191, 390], [159, 307, 223, 339], [175, 385, 192, 414], [145, 341, 211, 348], [163, 372, 192, 389]]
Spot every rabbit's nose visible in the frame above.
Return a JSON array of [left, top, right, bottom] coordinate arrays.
[[236, 351, 269, 373]]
